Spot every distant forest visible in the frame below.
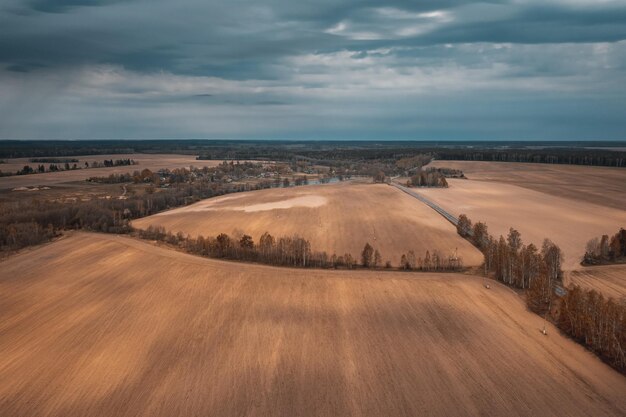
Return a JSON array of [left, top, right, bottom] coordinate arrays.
[[433, 148, 625, 167], [1, 140, 625, 167]]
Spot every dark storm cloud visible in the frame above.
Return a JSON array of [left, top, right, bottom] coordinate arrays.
[[416, 5, 626, 45], [2, 0, 625, 76], [27, 0, 123, 13], [0, 0, 625, 139]]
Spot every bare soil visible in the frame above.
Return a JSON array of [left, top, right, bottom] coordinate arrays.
[[418, 179, 626, 271], [566, 265, 626, 299], [133, 181, 484, 267], [428, 160, 626, 210], [0, 232, 624, 417]]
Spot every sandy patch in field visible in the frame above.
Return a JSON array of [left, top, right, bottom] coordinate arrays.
[[0, 232, 624, 417], [179, 194, 328, 213], [234, 195, 327, 212]]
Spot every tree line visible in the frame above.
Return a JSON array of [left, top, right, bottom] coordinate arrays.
[[2, 139, 623, 158], [583, 228, 626, 265], [457, 214, 625, 373], [407, 169, 449, 188], [1, 158, 136, 177], [138, 226, 391, 270], [399, 249, 463, 271], [1, 161, 347, 253], [558, 286, 625, 371], [137, 225, 466, 275], [434, 148, 625, 167], [30, 158, 79, 163], [0, 178, 252, 252], [87, 173, 135, 184], [457, 214, 563, 312]]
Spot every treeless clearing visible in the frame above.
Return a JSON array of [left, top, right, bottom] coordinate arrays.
[[0, 154, 217, 190], [565, 265, 626, 300], [133, 181, 484, 267], [0, 233, 624, 417], [428, 160, 626, 210], [418, 179, 626, 271]]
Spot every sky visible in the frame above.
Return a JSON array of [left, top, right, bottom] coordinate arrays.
[[1, 0, 625, 140]]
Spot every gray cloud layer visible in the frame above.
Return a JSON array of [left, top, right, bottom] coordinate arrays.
[[1, 0, 625, 139]]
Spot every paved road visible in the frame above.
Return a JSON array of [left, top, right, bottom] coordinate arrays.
[[391, 183, 459, 226]]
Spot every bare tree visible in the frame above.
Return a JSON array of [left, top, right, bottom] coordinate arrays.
[[472, 222, 490, 250], [373, 250, 382, 268], [541, 239, 563, 285], [361, 243, 374, 267], [457, 214, 472, 238]]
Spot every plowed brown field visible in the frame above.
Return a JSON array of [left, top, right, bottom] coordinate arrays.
[[132, 181, 484, 267], [0, 233, 624, 417], [566, 265, 626, 299], [0, 154, 214, 189], [428, 160, 626, 209], [418, 179, 626, 271]]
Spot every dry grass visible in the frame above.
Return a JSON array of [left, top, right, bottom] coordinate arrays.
[[418, 179, 626, 271], [0, 154, 214, 190], [428, 160, 626, 210], [0, 232, 624, 417], [133, 181, 484, 267]]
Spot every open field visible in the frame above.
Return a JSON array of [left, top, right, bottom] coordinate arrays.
[[428, 160, 626, 210], [418, 179, 626, 271], [0, 154, 215, 190], [133, 181, 484, 267], [566, 265, 626, 300], [0, 232, 624, 417]]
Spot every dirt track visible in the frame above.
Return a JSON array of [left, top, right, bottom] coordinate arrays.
[[0, 233, 624, 417], [133, 181, 484, 267]]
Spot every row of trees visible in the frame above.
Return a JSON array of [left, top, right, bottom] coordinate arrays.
[[457, 215, 563, 312], [87, 173, 134, 184], [99, 159, 136, 167], [11, 163, 79, 175], [399, 249, 463, 271], [457, 214, 625, 372], [29, 158, 78, 163], [0, 176, 256, 252], [430, 167, 465, 178], [558, 286, 626, 371], [408, 169, 449, 188], [138, 227, 390, 270], [583, 228, 626, 265], [435, 148, 626, 167], [3, 159, 136, 177], [139, 226, 466, 273], [0, 222, 58, 250]]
